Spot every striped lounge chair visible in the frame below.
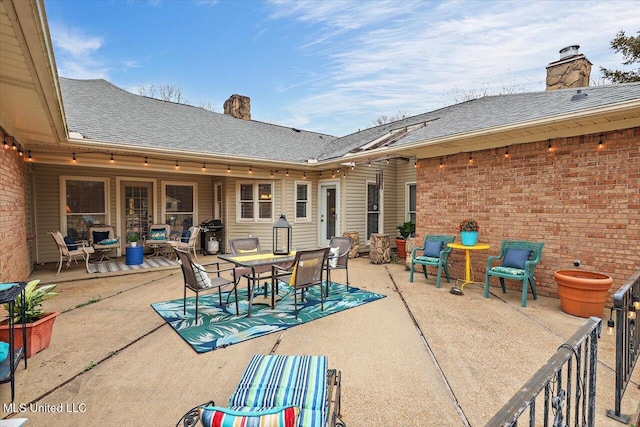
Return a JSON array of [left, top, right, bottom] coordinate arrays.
[[177, 354, 345, 427]]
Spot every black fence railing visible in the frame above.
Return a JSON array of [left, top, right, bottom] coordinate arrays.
[[485, 317, 601, 427], [607, 270, 640, 424]]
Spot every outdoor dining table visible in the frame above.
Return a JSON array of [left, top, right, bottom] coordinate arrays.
[[218, 251, 297, 317]]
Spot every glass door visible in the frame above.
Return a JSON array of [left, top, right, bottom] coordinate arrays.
[[318, 181, 339, 247], [122, 182, 152, 248]]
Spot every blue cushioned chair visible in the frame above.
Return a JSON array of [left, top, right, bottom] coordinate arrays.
[[484, 240, 544, 307], [177, 354, 345, 427], [409, 235, 456, 288]]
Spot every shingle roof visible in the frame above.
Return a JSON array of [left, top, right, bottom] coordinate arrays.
[[318, 82, 640, 161], [60, 78, 337, 163], [61, 78, 640, 164]]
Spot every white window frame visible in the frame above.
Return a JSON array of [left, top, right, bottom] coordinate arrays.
[[406, 182, 416, 223], [294, 181, 311, 223], [60, 176, 110, 237], [236, 181, 274, 223], [162, 181, 198, 234]]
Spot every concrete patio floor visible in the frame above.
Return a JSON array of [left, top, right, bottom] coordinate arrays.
[[1, 255, 639, 426]]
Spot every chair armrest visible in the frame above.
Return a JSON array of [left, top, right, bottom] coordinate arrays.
[[176, 400, 215, 427], [486, 255, 501, 269], [410, 247, 425, 259]]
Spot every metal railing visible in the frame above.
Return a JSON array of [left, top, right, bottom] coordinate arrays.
[[485, 317, 601, 427], [607, 270, 640, 424]]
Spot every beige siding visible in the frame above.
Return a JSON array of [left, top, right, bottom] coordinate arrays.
[[224, 175, 318, 251], [34, 164, 216, 263]]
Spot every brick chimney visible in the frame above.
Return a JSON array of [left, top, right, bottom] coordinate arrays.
[[546, 45, 592, 91], [223, 94, 251, 120]]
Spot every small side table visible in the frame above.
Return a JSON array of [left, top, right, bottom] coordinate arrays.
[[447, 243, 490, 290], [126, 245, 144, 265]]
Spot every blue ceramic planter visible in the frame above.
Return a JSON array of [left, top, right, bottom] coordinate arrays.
[[460, 231, 478, 246]]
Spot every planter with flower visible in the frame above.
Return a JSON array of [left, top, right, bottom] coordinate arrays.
[[458, 218, 480, 246], [395, 221, 415, 259], [127, 233, 140, 247], [0, 279, 59, 358]]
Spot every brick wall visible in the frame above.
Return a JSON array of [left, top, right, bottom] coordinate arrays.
[[415, 128, 640, 300], [0, 147, 30, 282]]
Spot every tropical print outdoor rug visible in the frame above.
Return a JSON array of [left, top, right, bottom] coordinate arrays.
[[151, 282, 385, 353]]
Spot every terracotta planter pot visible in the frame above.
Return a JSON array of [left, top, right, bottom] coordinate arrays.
[[395, 238, 407, 259], [554, 270, 613, 318], [0, 311, 59, 358]]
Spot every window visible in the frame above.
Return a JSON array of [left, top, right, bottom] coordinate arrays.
[[366, 182, 381, 240], [295, 182, 311, 222], [164, 183, 196, 238], [237, 181, 274, 222], [406, 183, 416, 224], [62, 177, 108, 240]]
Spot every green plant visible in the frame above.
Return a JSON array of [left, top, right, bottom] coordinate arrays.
[[4, 279, 57, 323], [458, 218, 480, 232], [396, 221, 415, 239], [126, 233, 140, 243]]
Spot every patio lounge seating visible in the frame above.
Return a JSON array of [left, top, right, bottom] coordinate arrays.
[[87, 225, 120, 262], [272, 247, 330, 319], [484, 240, 544, 307], [170, 225, 200, 261], [144, 224, 171, 257], [177, 354, 344, 427], [409, 234, 456, 288], [174, 248, 238, 318], [326, 236, 352, 295], [49, 231, 95, 275]]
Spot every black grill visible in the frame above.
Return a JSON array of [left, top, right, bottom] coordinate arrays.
[[200, 219, 224, 254]]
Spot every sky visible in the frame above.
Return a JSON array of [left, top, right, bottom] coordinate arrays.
[[44, 0, 639, 137]]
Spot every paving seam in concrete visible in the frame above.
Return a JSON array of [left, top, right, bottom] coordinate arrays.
[[386, 266, 471, 427]]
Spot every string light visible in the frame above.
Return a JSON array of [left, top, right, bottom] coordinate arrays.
[[249, 165, 252, 174], [12, 141, 17, 151], [468, 153, 473, 163], [504, 148, 510, 158], [227, 164, 231, 173], [285, 169, 289, 177], [110, 153, 114, 163], [368, 160, 371, 167], [2, 137, 7, 149], [270, 170, 274, 178], [547, 139, 553, 152], [144, 157, 148, 166], [414, 159, 417, 168], [18, 148, 23, 157], [72, 153, 76, 163], [175, 160, 179, 169], [303, 172, 306, 179], [439, 158, 444, 169], [28, 151, 32, 161], [202, 162, 206, 171], [598, 137, 604, 149]]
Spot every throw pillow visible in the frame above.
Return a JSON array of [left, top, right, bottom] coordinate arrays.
[[0, 341, 9, 363], [150, 229, 166, 240], [92, 231, 110, 243], [329, 246, 340, 268], [98, 239, 118, 245], [63, 236, 78, 250], [502, 248, 532, 270], [192, 262, 212, 289], [199, 405, 300, 427], [181, 229, 191, 243], [238, 248, 258, 253], [424, 240, 444, 258]]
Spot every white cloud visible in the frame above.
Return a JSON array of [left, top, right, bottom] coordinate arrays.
[[49, 23, 109, 79], [265, 0, 640, 135]]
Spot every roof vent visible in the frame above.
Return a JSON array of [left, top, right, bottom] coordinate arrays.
[[559, 45, 580, 60], [570, 89, 588, 101]]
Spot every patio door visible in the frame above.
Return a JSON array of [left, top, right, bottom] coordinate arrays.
[[121, 181, 153, 249], [318, 181, 340, 247]]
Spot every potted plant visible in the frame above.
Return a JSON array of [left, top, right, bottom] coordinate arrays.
[[0, 279, 59, 358], [127, 233, 140, 247], [458, 218, 480, 246], [395, 221, 415, 259]]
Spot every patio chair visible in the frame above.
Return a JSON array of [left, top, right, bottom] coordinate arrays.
[[174, 248, 238, 318], [170, 225, 200, 261], [87, 225, 120, 262], [144, 224, 171, 257], [484, 240, 544, 307], [272, 247, 330, 318], [326, 236, 352, 295], [176, 354, 344, 427], [228, 237, 271, 295], [49, 231, 95, 275], [409, 234, 456, 288]]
